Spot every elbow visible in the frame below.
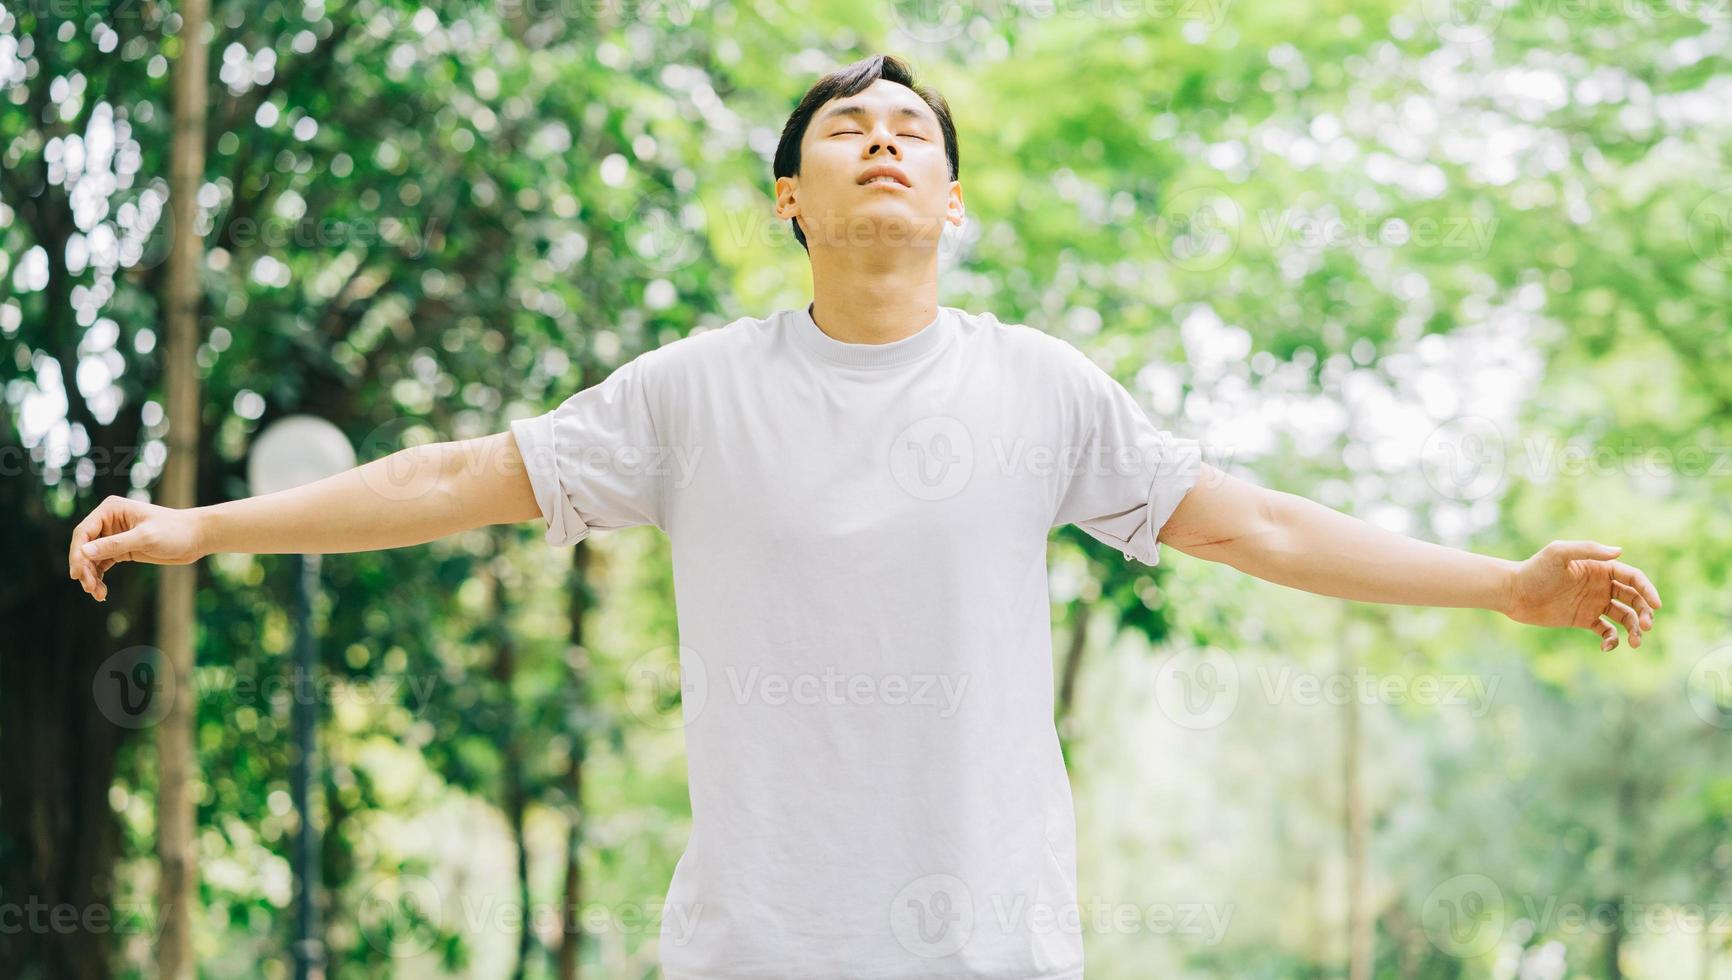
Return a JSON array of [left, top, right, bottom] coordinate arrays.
[[431, 442, 479, 526], [1157, 465, 1290, 573], [1217, 488, 1292, 576], [383, 441, 467, 530]]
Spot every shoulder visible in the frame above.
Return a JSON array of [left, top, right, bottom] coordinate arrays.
[[948, 306, 1106, 387], [626, 311, 780, 379]]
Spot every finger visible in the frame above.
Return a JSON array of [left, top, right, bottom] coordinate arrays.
[[88, 549, 123, 603], [72, 499, 123, 593], [1606, 598, 1642, 647], [75, 532, 102, 595], [1554, 540, 1622, 562], [1610, 580, 1654, 630], [69, 507, 105, 590], [83, 528, 146, 565], [1591, 618, 1617, 652], [1609, 560, 1661, 611], [87, 559, 112, 603]]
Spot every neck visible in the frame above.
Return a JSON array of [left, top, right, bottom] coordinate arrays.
[[806, 245, 940, 345]]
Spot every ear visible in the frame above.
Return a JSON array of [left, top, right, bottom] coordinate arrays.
[[945, 178, 966, 227], [774, 174, 799, 220]]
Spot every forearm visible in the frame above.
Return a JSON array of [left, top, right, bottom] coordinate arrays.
[[196, 440, 499, 556], [1231, 488, 1517, 613]]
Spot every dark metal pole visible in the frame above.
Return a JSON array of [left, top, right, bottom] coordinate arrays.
[[292, 553, 325, 980]]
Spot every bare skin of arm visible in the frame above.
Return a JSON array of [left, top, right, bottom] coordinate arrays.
[[67, 431, 541, 602], [1157, 463, 1663, 652]]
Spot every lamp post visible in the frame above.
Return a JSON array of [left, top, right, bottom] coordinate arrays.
[[248, 415, 356, 980]]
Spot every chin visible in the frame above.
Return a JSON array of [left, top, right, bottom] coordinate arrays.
[[861, 213, 945, 248], [804, 207, 943, 248]]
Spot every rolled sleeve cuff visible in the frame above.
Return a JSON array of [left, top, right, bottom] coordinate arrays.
[[510, 412, 592, 548], [1121, 436, 1204, 566]]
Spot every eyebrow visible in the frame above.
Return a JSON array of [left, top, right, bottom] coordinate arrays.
[[818, 103, 934, 127]]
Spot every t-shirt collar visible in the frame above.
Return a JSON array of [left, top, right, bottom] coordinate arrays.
[[792, 301, 951, 368]]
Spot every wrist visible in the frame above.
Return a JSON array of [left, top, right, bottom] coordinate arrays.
[[1492, 555, 1521, 618], [190, 503, 221, 559]]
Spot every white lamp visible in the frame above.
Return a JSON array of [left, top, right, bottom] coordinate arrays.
[[248, 414, 358, 496]]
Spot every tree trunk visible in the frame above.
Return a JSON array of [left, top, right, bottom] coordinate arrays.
[[557, 542, 592, 980], [486, 532, 535, 980], [319, 763, 352, 980], [155, 0, 212, 974], [0, 30, 147, 974], [0, 482, 154, 979], [557, 743, 585, 980], [1343, 618, 1371, 980], [1604, 706, 1636, 980], [1054, 599, 1090, 736]]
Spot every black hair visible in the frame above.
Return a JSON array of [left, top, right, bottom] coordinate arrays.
[[773, 54, 961, 252]]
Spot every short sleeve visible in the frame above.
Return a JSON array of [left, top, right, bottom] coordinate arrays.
[[509, 351, 669, 547], [1051, 353, 1202, 566]]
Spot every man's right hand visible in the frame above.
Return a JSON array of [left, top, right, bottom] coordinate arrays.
[[68, 495, 207, 602], [65, 431, 546, 603]]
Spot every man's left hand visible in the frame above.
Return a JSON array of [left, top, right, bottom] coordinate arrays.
[[1503, 540, 1662, 651]]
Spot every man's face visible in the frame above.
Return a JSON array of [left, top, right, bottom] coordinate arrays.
[[777, 78, 964, 251]]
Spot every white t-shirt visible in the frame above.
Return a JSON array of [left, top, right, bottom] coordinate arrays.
[[510, 303, 1202, 980]]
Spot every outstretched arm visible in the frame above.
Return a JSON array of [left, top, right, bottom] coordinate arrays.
[[1157, 463, 1663, 651], [68, 431, 541, 602]]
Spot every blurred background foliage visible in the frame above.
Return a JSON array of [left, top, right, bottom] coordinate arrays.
[[1, 0, 1729, 977]]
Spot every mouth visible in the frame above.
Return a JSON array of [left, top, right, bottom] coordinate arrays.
[[858, 167, 911, 189]]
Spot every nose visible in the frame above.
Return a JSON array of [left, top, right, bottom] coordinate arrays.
[[865, 120, 901, 159]]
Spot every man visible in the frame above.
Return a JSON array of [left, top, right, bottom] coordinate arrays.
[[69, 54, 1660, 980]]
